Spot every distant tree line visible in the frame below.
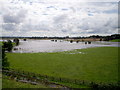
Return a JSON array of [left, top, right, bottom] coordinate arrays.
[[103, 34, 120, 41], [1, 34, 120, 41]]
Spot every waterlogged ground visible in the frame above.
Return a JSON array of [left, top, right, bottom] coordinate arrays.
[[12, 40, 119, 53]]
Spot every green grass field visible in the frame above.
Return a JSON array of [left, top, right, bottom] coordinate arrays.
[[6, 47, 119, 85], [2, 75, 48, 88], [109, 39, 120, 42]]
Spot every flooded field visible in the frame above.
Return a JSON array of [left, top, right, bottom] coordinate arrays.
[[11, 39, 119, 53]]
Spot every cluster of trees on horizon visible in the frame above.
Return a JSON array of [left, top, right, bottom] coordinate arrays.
[[1, 34, 120, 41]]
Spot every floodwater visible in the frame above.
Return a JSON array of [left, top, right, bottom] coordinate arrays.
[[11, 39, 119, 53]]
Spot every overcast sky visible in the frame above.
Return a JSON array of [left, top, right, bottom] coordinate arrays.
[[0, 0, 119, 37]]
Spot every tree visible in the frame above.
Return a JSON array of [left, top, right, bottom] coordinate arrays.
[[23, 38, 26, 41], [2, 46, 9, 70], [7, 40, 13, 52], [76, 40, 79, 43], [70, 40, 73, 43], [2, 42, 8, 49], [13, 38, 19, 46], [3, 40, 13, 52]]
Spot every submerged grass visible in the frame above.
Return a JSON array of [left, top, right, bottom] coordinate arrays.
[[7, 47, 119, 84]]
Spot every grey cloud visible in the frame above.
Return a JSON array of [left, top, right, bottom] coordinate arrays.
[[79, 24, 89, 30], [54, 14, 68, 24], [76, 16, 118, 35], [103, 9, 118, 14], [61, 8, 68, 11], [35, 24, 50, 31], [21, 23, 50, 31], [3, 15, 19, 24], [61, 29, 68, 33], [1, 0, 118, 37], [118, 18, 120, 28], [3, 9, 27, 24], [70, 32, 78, 34], [70, 7, 76, 12], [46, 6, 57, 10], [104, 18, 118, 29], [2, 23, 17, 31]]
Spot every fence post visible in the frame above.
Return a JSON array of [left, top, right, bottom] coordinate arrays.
[[75, 79, 77, 84], [83, 80, 84, 84], [23, 71, 24, 75], [46, 75, 47, 78], [52, 76, 54, 81], [60, 77, 61, 82]]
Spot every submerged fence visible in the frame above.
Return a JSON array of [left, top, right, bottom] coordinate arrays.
[[2, 69, 120, 89]]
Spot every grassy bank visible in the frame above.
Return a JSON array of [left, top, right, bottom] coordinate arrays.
[[2, 75, 48, 88], [109, 39, 120, 42], [6, 47, 119, 85]]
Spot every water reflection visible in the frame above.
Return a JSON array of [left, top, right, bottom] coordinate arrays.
[[12, 40, 119, 53]]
